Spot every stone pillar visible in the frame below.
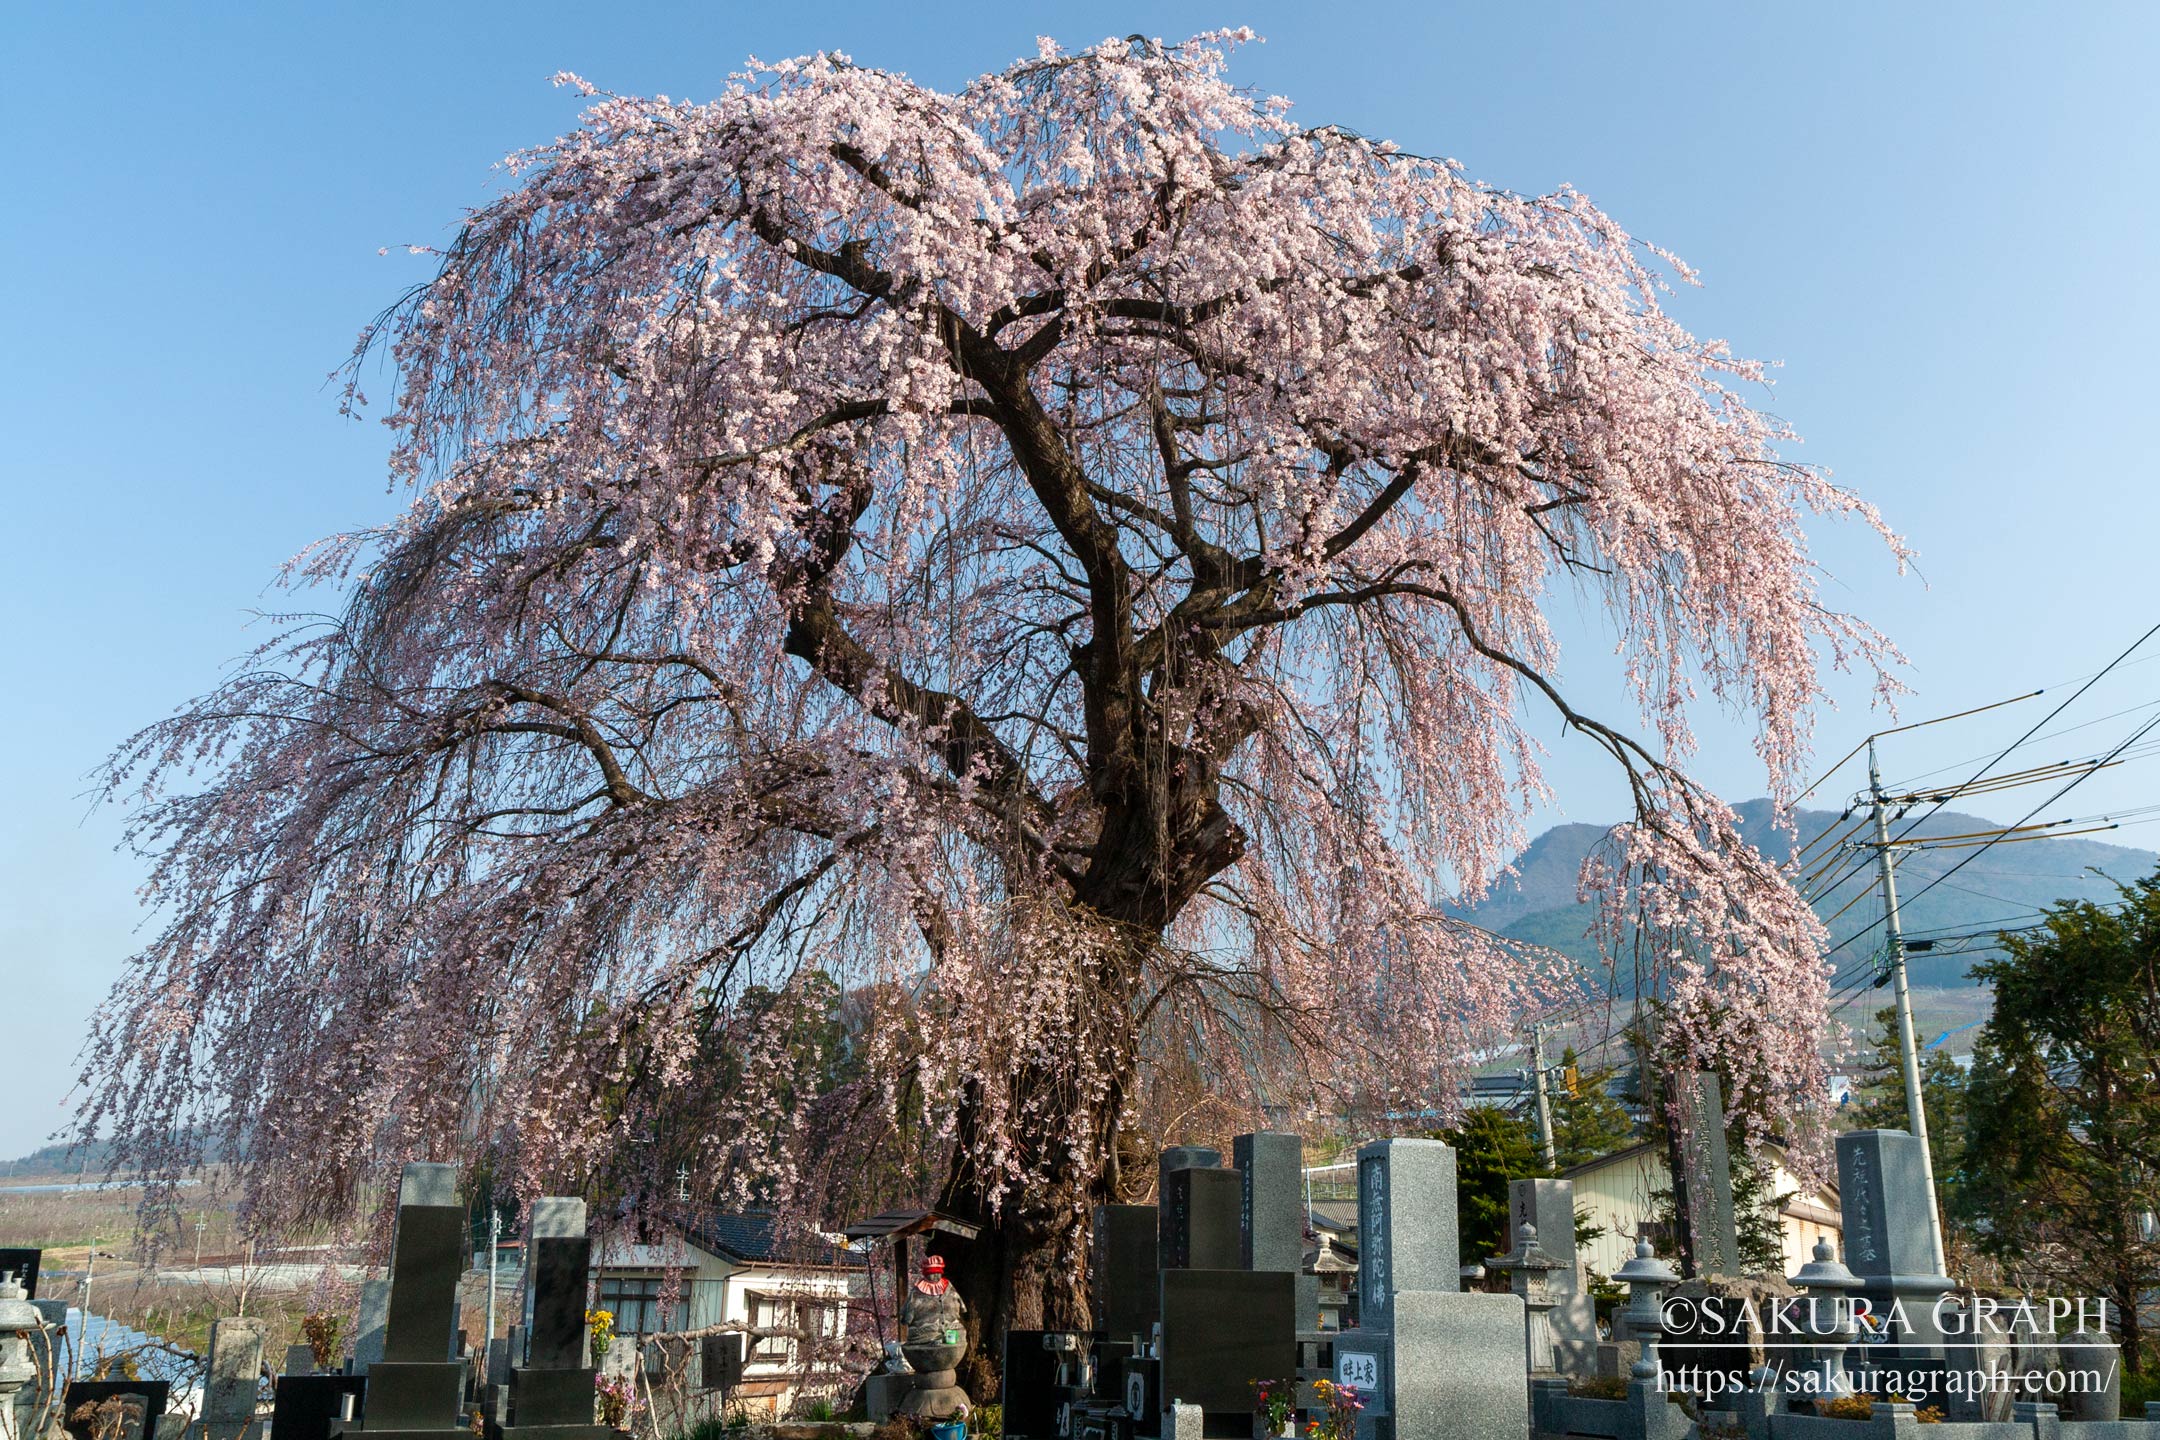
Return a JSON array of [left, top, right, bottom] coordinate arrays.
[[1673, 1073, 1737, 1278], [1089, 1205, 1159, 1343], [1330, 1138, 1525, 1440], [1837, 1131, 1956, 1408], [351, 1280, 390, 1375], [1158, 1154, 1239, 1271], [1234, 1133, 1318, 1331], [194, 1317, 268, 1440], [1508, 1178, 1596, 1375]]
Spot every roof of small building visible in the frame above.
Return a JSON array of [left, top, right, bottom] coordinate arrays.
[[684, 1212, 856, 1269]]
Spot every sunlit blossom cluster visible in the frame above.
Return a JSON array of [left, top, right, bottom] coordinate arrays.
[[82, 32, 1897, 1261]]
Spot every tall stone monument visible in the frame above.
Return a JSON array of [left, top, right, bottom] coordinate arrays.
[[193, 1318, 268, 1440], [1158, 1152, 1240, 1271], [1673, 1073, 1738, 1278], [1148, 1147, 1296, 1436], [1331, 1139, 1527, 1440], [337, 1164, 471, 1440], [1234, 1132, 1318, 1330], [1507, 1179, 1596, 1376], [488, 1197, 610, 1440], [1089, 1205, 1159, 1342], [1836, 1130, 1958, 1411]]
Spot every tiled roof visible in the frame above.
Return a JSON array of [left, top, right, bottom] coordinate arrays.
[[684, 1212, 854, 1268]]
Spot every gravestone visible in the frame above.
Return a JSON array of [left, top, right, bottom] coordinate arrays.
[[1507, 1179, 1595, 1376], [1673, 1073, 1737, 1278], [1158, 1147, 1220, 1180], [337, 1163, 470, 1440], [2062, 1327, 2121, 1423], [1330, 1139, 1526, 1440], [284, 1344, 317, 1377], [1836, 1130, 1958, 1413], [193, 1316, 267, 1440], [1353, 1138, 1457, 1331], [270, 1375, 367, 1440], [490, 1196, 609, 1440], [64, 1380, 170, 1440], [999, 1331, 1061, 1440], [1090, 1205, 1159, 1342], [352, 1281, 391, 1375], [0, 1250, 38, 1299], [1157, 1269, 1296, 1417], [1388, 1292, 1527, 1440], [1158, 1166, 1240, 1272], [1234, 1133, 1318, 1331]]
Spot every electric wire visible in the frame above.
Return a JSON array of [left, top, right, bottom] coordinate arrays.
[[1841, 704, 2160, 954]]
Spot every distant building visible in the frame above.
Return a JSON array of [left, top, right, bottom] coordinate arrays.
[[593, 1212, 863, 1416], [1562, 1141, 1841, 1280]]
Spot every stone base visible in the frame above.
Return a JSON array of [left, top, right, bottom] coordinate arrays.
[[485, 1426, 619, 1440], [864, 1374, 913, 1423], [1391, 1291, 1527, 1440], [898, 1370, 969, 1419]]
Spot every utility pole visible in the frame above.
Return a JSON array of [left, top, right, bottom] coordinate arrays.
[[484, 1208, 501, 1379], [193, 1217, 205, 1272], [1528, 1023, 1557, 1169], [79, 1242, 100, 1378], [1866, 737, 1948, 1277]]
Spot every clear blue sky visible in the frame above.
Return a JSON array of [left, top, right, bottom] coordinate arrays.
[[5, 2, 2157, 1159]]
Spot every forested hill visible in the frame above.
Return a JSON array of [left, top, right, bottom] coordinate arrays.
[[1452, 798, 2155, 987]]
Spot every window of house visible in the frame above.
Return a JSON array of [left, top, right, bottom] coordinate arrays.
[[597, 1272, 670, 1337], [745, 1292, 841, 1362]]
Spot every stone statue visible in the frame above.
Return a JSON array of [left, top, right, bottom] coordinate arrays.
[[899, 1254, 969, 1418]]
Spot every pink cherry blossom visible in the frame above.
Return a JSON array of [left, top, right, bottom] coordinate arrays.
[[79, 33, 1900, 1327]]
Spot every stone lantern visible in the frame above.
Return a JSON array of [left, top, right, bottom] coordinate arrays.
[[1614, 1237, 1680, 1390], [0, 1272, 44, 1440], [1788, 1237, 1862, 1401], [1491, 1222, 1565, 1373]]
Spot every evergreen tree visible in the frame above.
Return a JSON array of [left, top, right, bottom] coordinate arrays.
[[1842, 1004, 1968, 1245], [1438, 1107, 1542, 1264], [1549, 1046, 1639, 1169], [1960, 871, 2160, 1375]]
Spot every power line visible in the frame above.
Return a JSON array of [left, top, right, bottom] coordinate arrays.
[[1873, 620, 2160, 853], [1842, 704, 2160, 955], [1882, 698, 2160, 789], [1792, 691, 2043, 806]]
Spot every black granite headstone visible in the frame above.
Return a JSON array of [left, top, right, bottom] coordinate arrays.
[[524, 1236, 591, 1370], [1159, 1169, 1240, 1271], [337, 1164, 471, 1440], [272, 1374, 368, 1440], [494, 1196, 607, 1439], [0, 1247, 40, 1298], [1000, 1330, 1061, 1440], [1158, 1270, 1297, 1414], [382, 1206, 464, 1365], [1120, 1356, 1161, 1438], [1090, 1206, 1159, 1340]]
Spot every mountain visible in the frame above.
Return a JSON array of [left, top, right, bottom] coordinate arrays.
[[1452, 799, 2155, 988]]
